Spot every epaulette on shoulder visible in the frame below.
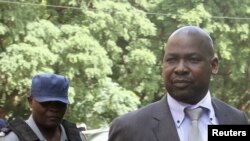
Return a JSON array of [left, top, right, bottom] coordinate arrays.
[[0, 126, 12, 137]]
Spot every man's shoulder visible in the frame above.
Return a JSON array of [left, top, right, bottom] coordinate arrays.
[[0, 118, 39, 141], [212, 98, 249, 123], [0, 127, 11, 137], [62, 120, 87, 141], [0, 127, 19, 141], [112, 100, 162, 126], [120, 97, 166, 118], [212, 98, 243, 112], [0, 118, 27, 139]]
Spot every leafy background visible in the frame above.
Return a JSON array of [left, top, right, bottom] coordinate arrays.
[[0, 0, 249, 129]]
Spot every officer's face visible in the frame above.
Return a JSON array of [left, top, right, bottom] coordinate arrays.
[[28, 97, 67, 129]]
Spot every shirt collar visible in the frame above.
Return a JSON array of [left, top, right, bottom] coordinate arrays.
[[26, 115, 68, 140], [167, 91, 217, 127]]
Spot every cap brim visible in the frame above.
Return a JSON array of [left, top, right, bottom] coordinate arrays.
[[33, 96, 69, 104]]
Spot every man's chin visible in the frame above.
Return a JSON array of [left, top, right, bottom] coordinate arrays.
[[45, 119, 62, 127], [170, 92, 197, 103]]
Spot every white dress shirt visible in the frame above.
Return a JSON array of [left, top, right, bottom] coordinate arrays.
[[167, 91, 219, 141]]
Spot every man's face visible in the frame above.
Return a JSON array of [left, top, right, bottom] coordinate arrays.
[[28, 97, 67, 129], [162, 34, 218, 104]]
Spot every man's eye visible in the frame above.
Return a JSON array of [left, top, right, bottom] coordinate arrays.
[[166, 58, 177, 63], [189, 58, 201, 63]]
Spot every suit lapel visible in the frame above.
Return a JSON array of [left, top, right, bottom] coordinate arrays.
[[151, 95, 180, 141], [212, 98, 229, 124]]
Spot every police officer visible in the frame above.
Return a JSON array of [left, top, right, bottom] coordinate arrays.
[[0, 73, 86, 141]]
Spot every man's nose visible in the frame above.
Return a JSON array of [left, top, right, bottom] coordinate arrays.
[[175, 60, 188, 74]]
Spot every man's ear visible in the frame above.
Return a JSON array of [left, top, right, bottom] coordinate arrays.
[[211, 56, 219, 74], [27, 96, 33, 106]]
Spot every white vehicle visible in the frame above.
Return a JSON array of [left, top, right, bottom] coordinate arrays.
[[83, 127, 109, 141]]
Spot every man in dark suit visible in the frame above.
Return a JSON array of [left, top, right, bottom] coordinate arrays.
[[108, 26, 249, 141]]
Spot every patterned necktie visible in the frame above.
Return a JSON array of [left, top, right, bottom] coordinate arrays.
[[185, 107, 203, 141]]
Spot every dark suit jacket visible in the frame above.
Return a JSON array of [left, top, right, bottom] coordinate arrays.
[[108, 95, 249, 141]]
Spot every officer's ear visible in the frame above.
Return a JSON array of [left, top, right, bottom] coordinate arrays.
[[27, 96, 33, 108]]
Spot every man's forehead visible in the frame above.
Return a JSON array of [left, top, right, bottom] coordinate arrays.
[[168, 26, 210, 42], [172, 26, 207, 34], [167, 33, 206, 48]]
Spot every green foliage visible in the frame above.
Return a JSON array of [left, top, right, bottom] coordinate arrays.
[[0, 0, 250, 128]]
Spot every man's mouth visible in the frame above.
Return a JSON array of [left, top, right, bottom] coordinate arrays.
[[172, 79, 192, 88]]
